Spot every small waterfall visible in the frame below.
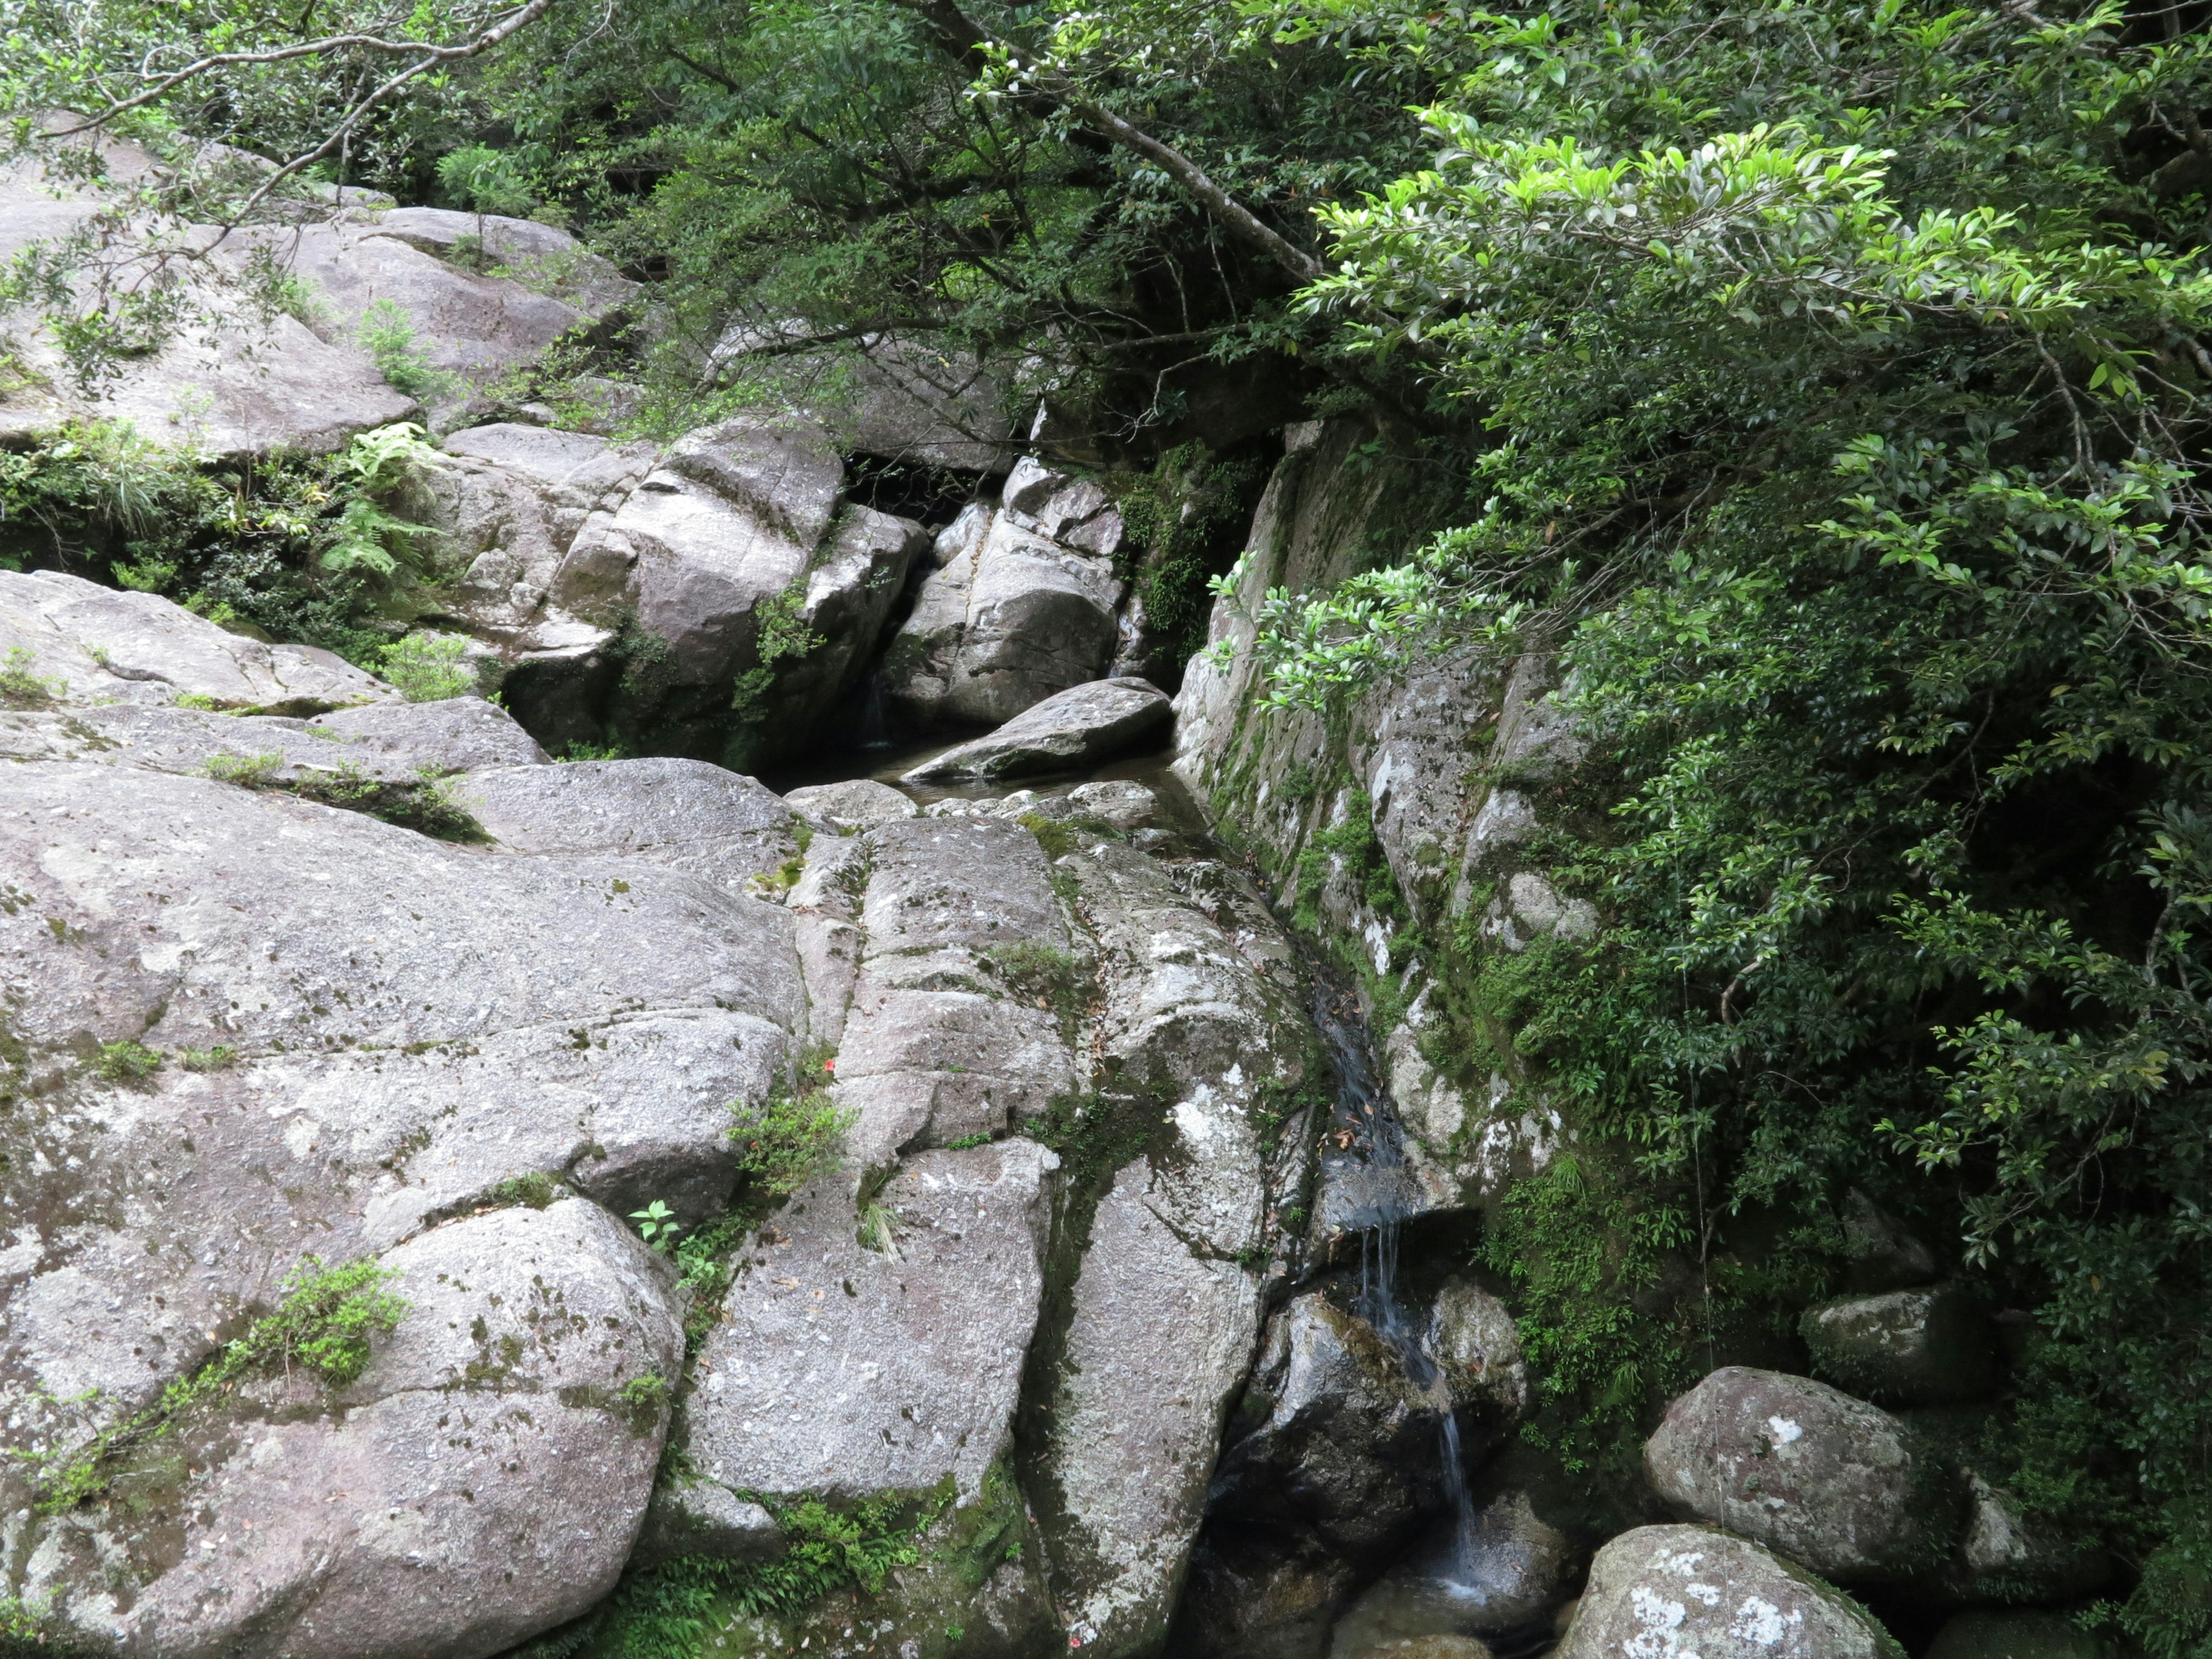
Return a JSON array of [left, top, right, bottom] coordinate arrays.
[[855, 671, 890, 749], [1309, 980, 1480, 1583]]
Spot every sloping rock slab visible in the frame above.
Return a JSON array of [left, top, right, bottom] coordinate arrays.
[[903, 677, 1170, 782], [1558, 1525, 1903, 1659], [460, 757, 799, 888], [313, 695, 551, 772], [1, 569, 397, 711], [685, 1142, 1058, 1503]]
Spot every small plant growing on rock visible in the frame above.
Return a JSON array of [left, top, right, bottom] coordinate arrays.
[[94, 1039, 161, 1083], [729, 1072, 851, 1199], [486, 1172, 557, 1210], [35, 1255, 406, 1513], [0, 647, 61, 706], [357, 299, 450, 402], [630, 1199, 683, 1251], [180, 1045, 238, 1073], [379, 631, 476, 702], [857, 1202, 902, 1260]]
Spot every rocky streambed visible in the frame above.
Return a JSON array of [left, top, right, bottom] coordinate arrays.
[[0, 563, 2096, 1659], [0, 150, 2106, 1659]]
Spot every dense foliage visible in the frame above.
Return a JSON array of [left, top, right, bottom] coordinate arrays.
[[11, 0, 2212, 1649], [1245, 2, 2212, 1649]]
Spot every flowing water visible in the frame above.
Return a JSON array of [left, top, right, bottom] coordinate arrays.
[[1309, 978, 1482, 1582]]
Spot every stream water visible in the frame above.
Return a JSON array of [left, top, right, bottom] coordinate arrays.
[[1310, 979, 1484, 1584]]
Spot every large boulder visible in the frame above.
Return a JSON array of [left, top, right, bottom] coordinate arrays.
[[543, 415, 927, 764], [14, 1195, 684, 1658], [363, 207, 638, 316], [828, 814, 1085, 1164], [0, 595, 815, 1651], [901, 676, 1172, 782], [426, 422, 657, 674], [685, 1141, 1058, 1502], [230, 215, 625, 385], [1800, 1284, 2000, 1407], [881, 501, 1125, 728], [1556, 1525, 1904, 1659], [1208, 1294, 1483, 1563], [1, 568, 396, 713], [1644, 1368, 1963, 1583], [710, 324, 1015, 472], [0, 131, 416, 455]]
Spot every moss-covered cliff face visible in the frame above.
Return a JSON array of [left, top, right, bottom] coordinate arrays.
[[1165, 414, 2186, 1657]]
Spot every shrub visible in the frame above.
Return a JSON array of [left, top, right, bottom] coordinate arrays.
[[379, 631, 476, 702]]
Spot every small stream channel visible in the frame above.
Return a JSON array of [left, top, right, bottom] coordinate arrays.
[[771, 705, 1527, 1656]]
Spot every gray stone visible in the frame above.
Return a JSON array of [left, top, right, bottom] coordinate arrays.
[[1210, 1296, 1472, 1562], [0, 762, 803, 1516], [1325, 1492, 1575, 1654], [758, 505, 929, 732], [23, 1199, 683, 1659], [0, 701, 424, 783], [365, 207, 638, 316], [1558, 1525, 1902, 1659], [0, 144, 416, 455], [901, 677, 1172, 782], [1171, 1534, 1361, 1659], [882, 507, 1124, 727], [312, 694, 551, 772], [709, 327, 1014, 473], [460, 756, 801, 889], [237, 219, 607, 382], [1644, 1367, 1962, 1583], [1947, 1472, 2110, 1603], [1925, 1611, 2104, 1659], [835, 816, 1081, 1162], [0, 569, 399, 711], [422, 423, 656, 675], [1033, 1158, 1266, 1656], [1431, 1280, 1528, 1418], [684, 1142, 1058, 1503], [630, 1478, 785, 1571], [546, 416, 910, 762], [785, 778, 918, 829], [1801, 1284, 1999, 1407], [1839, 1190, 1941, 1293]]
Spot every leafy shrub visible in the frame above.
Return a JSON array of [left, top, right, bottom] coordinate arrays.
[[379, 631, 476, 702], [727, 1078, 851, 1199], [0, 647, 61, 706], [93, 1039, 162, 1082]]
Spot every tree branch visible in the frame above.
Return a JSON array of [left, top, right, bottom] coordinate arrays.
[[887, 0, 1327, 286], [43, 0, 561, 141]]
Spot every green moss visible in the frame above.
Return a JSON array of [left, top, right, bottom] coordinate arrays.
[[203, 752, 488, 842], [33, 1256, 406, 1514], [567, 1483, 953, 1658]]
